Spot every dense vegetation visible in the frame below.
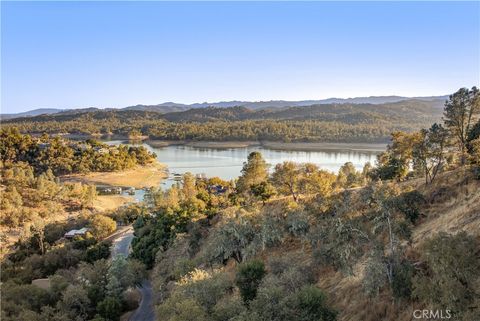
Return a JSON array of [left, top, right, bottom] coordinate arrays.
[[128, 87, 479, 321], [0, 162, 147, 321], [0, 128, 156, 175], [1, 87, 479, 321], [1, 100, 443, 143], [0, 130, 159, 320], [0, 162, 96, 231]]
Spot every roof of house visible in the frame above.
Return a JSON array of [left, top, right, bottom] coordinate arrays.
[[64, 227, 89, 237]]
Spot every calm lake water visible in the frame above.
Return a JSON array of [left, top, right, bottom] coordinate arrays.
[[105, 141, 383, 190]]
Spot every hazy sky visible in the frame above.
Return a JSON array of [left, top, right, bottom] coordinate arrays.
[[1, 1, 479, 113]]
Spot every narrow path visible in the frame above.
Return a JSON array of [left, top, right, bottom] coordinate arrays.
[[109, 226, 155, 321], [129, 280, 155, 321], [111, 226, 134, 257]]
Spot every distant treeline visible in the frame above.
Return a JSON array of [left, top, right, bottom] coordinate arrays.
[[0, 128, 156, 175], [2, 100, 443, 143]]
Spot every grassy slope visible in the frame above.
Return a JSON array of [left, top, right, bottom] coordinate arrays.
[[164, 168, 479, 321], [320, 169, 479, 321]]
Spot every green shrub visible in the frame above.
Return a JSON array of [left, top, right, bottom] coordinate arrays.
[[362, 250, 387, 297], [85, 241, 111, 263], [157, 293, 208, 321], [212, 295, 247, 321], [291, 285, 337, 321], [178, 269, 233, 313], [413, 232, 480, 317], [97, 297, 122, 321], [235, 260, 267, 304], [249, 280, 290, 321], [286, 211, 310, 237], [391, 261, 414, 299], [396, 190, 425, 223]]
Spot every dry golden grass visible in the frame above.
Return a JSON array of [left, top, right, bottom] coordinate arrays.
[[413, 168, 480, 244], [93, 195, 134, 211], [146, 140, 259, 149], [148, 168, 478, 321], [253, 169, 479, 321], [63, 161, 167, 189]]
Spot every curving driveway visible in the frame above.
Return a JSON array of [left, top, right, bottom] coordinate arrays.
[[110, 226, 155, 321], [129, 280, 155, 321]]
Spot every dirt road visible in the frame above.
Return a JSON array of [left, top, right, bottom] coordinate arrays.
[[110, 226, 155, 321]]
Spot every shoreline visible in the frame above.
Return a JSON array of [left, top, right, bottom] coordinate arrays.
[[48, 133, 388, 152], [61, 160, 167, 189], [261, 141, 387, 152], [145, 140, 387, 152], [38, 133, 388, 152]]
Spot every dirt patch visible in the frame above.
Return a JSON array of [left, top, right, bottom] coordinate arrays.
[[146, 140, 259, 149], [62, 161, 167, 189], [32, 278, 51, 290], [186, 141, 259, 148], [93, 195, 134, 212]]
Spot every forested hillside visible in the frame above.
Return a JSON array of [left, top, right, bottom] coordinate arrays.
[[127, 87, 480, 321], [2, 100, 443, 143], [0, 128, 156, 175], [1, 87, 478, 321]]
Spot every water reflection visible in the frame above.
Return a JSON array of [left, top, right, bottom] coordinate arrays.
[[104, 140, 383, 189]]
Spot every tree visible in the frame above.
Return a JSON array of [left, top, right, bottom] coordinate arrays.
[[30, 218, 46, 255], [0, 185, 23, 228], [396, 190, 425, 224], [271, 161, 301, 202], [176, 269, 233, 313], [235, 260, 267, 304], [97, 297, 122, 321], [76, 259, 110, 304], [291, 285, 337, 321], [368, 183, 408, 285], [412, 123, 448, 184], [466, 119, 480, 166], [250, 181, 276, 205], [301, 164, 337, 197], [57, 285, 91, 321], [337, 162, 361, 188], [157, 294, 209, 321], [89, 215, 116, 240], [236, 152, 269, 193], [310, 217, 369, 275], [182, 172, 197, 200], [204, 213, 256, 264], [373, 131, 422, 180], [469, 138, 480, 166], [361, 162, 373, 184], [81, 185, 97, 208], [443, 86, 480, 165]]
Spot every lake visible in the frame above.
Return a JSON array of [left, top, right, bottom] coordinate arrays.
[[105, 141, 384, 189]]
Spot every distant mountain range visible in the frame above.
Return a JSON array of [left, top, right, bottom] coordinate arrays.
[[1, 95, 448, 120]]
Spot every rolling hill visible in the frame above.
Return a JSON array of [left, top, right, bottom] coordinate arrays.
[[1, 95, 447, 120]]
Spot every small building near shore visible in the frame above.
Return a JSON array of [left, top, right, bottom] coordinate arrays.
[[64, 227, 89, 239]]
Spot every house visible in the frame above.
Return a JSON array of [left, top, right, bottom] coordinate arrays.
[[209, 185, 228, 195], [38, 143, 50, 150], [93, 147, 110, 154], [76, 143, 91, 152], [64, 227, 89, 239]]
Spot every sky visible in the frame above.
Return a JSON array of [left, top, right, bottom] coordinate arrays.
[[1, 1, 479, 114]]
